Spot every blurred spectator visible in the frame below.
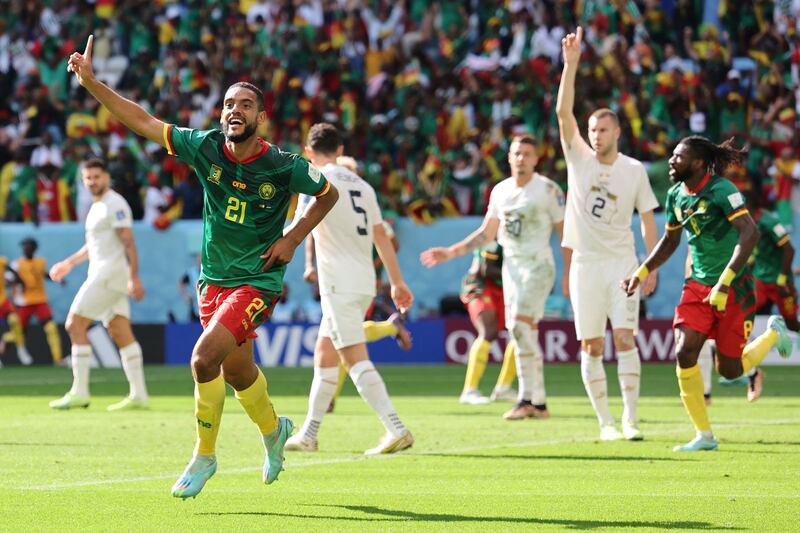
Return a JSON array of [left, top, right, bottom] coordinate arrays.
[[0, 1, 797, 223]]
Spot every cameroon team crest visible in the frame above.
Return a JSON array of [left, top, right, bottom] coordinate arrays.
[[207, 164, 222, 184], [259, 182, 276, 200]]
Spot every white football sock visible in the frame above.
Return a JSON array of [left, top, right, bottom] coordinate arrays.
[[580, 351, 614, 427], [70, 344, 92, 397], [299, 366, 339, 440], [350, 360, 406, 436], [119, 342, 148, 400], [616, 348, 641, 426]]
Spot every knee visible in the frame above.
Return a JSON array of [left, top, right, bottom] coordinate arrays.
[[716, 356, 743, 380], [581, 339, 604, 356], [510, 322, 537, 355], [483, 325, 499, 342], [613, 330, 636, 351], [674, 345, 698, 369], [65, 317, 83, 339], [221, 367, 250, 390], [191, 348, 219, 381]]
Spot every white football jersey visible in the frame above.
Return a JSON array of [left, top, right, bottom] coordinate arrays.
[[296, 163, 382, 296], [85, 189, 132, 292], [561, 135, 658, 259], [486, 173, 565, 259]]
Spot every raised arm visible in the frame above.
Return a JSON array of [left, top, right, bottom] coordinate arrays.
[[556, 27, 583, 145], [554, 221, 570, 298], [374, 222, 413, 312], [116, 227, 145, 301], [68, 35, 166, 147], [49, 244, 89, 282], [420, 216, 500, 267]]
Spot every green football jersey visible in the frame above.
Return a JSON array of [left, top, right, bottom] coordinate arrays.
[[460, 242, 504, 302], [665, 175, 749, 286], [752, 209, 791, 283], [165, 125, 330, 292]]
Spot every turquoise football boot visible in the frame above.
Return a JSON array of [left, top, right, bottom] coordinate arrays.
[[171, 455, 217, 499], [673, 434, 718, 452], [768, 315, 793, 359], [263, 416, 294, 484]]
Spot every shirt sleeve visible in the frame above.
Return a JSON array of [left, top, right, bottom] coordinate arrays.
[[287, 154, 330, 197], [559, 132, 594, 168], [110, 197, 133, 229], [365, 186, 383, 228], [548, 182, 565, 224], [163, 124, 210, 166], [634, 164, 660, 213], [767, 215, 791, 247], [712, 179, 749, 222], [664, 188, 681, 230], [486, 183, 501, 220]]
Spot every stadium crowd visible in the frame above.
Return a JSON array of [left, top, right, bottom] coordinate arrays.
[[0, 1, 799, 226]]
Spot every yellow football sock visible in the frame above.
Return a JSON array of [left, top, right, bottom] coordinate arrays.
[[677, 365, 711, 433], [194, 374, 226, 455], [363, 320, 397, 342], [464, 339, 490, 391], [496, 341, 517, 388], [742, 329, 778, 373], [7, 313, 25, 348], [43, 321, 62, 363], [332, 362, 348, 401], [234, 369, 278, 436]]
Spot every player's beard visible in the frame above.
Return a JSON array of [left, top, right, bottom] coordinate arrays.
[[669, 166, 690, 183], [225, 121, 258, 144]]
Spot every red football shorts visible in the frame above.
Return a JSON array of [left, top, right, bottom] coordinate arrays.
[[674, 278, 755, 358], [462, 278, 506, 331], [0, 299, 14, 319], [755, 279, 798, 323], [16, 302, 53, 329], [198, 283, 280, 346]]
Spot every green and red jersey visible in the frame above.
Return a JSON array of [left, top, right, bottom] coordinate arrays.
[[751, 208, 791, 284], [460, 242, 504, 302], [665, 174, 749, 286], [164, 125, 330, 292]]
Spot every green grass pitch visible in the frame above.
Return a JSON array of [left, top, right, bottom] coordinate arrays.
[[1, 364, 799, 532]]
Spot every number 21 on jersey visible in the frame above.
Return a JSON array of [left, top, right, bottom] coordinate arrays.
[[225, 196, 247, 224]]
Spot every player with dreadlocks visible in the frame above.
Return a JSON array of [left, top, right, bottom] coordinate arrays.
[[622, 136, 793, 452]]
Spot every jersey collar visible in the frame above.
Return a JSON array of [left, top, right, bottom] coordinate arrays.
[[223, 138, 270, 164], [684, 172, 711, 195]]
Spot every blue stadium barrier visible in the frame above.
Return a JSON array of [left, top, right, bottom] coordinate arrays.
[[2, 214, 796, 323]]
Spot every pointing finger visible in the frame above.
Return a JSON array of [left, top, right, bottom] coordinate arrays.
[[84, 34, 94, 59], [576, 26, 583, 42]]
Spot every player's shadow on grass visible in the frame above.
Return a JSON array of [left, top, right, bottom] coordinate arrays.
[[201, 505, 737, 530], [417, 452, 687, 462]]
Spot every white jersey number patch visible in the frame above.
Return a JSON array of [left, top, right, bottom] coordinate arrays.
[[585, 186, 618, 224]]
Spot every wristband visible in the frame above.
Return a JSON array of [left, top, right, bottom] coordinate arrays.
[[777, 273, 788, 287], [633, 264, 649, 282], [719, 267, 736, 287]]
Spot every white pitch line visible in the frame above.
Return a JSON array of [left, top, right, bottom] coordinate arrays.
[[13, 418, 800, 491]]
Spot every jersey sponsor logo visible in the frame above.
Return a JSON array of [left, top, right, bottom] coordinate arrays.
[[208, 164, 222, 185], [696, 199, 708, 214], [308, 165, 321, 183], [115, 210, 126, 220], [728, 192, 744, 209], [259, 182, 276, 200], [232, 180, 247, 190]]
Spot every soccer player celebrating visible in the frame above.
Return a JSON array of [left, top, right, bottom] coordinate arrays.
[[622, 136, 793, 452], [557, 27, 659, 441], [49, 160, 149, 411], [421, 135, 567, 421], [458, 241, 517, 404], [66, 36, 338, 497], [285, 123, 414, 454]]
